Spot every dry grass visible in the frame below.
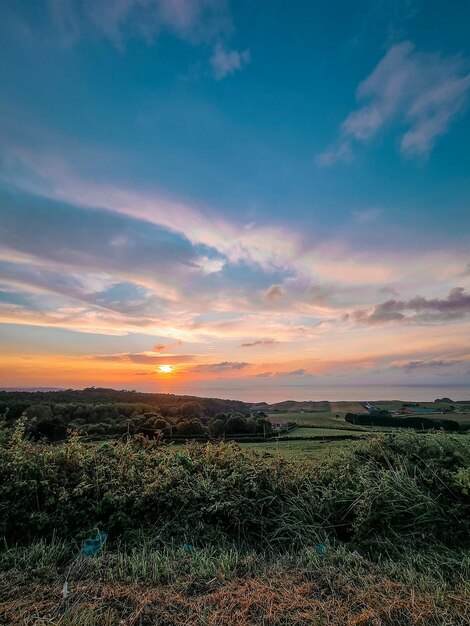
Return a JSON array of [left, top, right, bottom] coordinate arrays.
[[1, 569, 469, 626]]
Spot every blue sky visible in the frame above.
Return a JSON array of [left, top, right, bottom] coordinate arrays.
[[0, 0, 469, 393]]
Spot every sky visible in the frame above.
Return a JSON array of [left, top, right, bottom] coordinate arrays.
[[0, 0, 469, 396]]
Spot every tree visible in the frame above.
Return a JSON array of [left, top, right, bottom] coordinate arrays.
[[225, 414, 248, 435], [180, 401, 204, 420], [27, 414, 68, 441], [176, 419, 206, 436], [208, 418, 225, 437], [245, 418, 258, 433], [256, 417, 273, 435]]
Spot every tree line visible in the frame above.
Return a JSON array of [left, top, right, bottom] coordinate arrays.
[[0, 396, 272, 442], [345, 411, 465, 432]]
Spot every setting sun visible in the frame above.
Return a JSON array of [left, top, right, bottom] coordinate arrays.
[[158, 364, 173, 374]]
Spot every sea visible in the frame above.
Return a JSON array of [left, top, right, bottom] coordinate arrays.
[[157, 384, 470, 404]]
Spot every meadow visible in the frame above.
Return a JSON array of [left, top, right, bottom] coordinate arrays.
[[268, 410, 367, 429], [1, 420, 469, 625], [238, 437, 360, 462]]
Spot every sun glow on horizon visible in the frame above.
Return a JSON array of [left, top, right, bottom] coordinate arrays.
[[158, 364, 174, 374]]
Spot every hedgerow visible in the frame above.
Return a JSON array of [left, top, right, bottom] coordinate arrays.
[[0, 427, 469, 552]]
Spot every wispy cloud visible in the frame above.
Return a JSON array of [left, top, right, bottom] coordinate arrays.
[[1, 144, 299, 271], [191, 361, 250, 373], [90, 352, 195, 364], [401, 359, 457, 373], [44, 1, 252, 80], [315, 142, 352, 167], [240, 339, 278, 347], [48, 0, 231, 48], [254, 368, 310, 379], [352, 208, 383, 224], [264, 284, 284, 302], [210, 43, 250, 79], [317, 41, 470, 164]]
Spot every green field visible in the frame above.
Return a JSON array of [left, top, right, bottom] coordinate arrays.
[[239, 437, 360, 462], [268, 403, 470, 431], [268, 411, 367, 430], [288, 426, 366, 437]]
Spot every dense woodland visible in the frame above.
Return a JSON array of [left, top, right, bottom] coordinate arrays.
[[0, 388, 272, 442]]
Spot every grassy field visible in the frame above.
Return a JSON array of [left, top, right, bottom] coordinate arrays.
[[287, 426, 365, 437], [269, 402, 470, 431], [239, 437, 360, 462], [268, 411, 367, 429]]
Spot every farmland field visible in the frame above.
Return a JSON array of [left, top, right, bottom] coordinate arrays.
[[287, 426, 366, 437], [239, 437, 361, 462], [268, 411, 366, 429], [268, 402, 470, 431]]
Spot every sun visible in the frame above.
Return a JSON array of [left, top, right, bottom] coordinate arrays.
[[158, 364, 173, 374]]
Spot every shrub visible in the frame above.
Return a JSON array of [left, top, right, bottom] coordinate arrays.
[[0, 431, 468, 553]]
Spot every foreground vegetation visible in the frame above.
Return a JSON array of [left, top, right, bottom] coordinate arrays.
[[2, 539, 469, 625], [1, 424, 469, 624], [2, 425, 469, 548]]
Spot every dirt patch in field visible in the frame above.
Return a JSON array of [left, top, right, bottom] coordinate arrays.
[[1, 571, 468, 626]]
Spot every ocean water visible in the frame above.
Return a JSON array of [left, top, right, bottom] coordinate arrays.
[[159, 384, 470, 403]]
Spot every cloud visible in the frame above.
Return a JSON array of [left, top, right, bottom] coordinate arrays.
[[306, 284, 335, 305], [317, 41, 470, 164], [90, 352, 195, 364], [8, 121, 464, 291], [210, 43, 250, 79], [1, 145, 300, 272], [315, 142, 352, 167], [265, 284, 284, 302], [46, 1, 251, 82], [196, 255, 225, 274], [401, 359, 457, 372], [191, 361, 249, 373], [1, 129, 469, 348], [0, 188, 200, 298], [349, 287, 470, 325], [379, 286, 400, 297], [240, 339, 278, 347], [153, 340, 183, 352], [281, 368, 308, 376], [253, 368, 310, 379], [352, 208, 383, 224], [47, 0, 231, 48]]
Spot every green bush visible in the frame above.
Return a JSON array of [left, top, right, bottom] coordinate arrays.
[[0, 430, 468, 552]]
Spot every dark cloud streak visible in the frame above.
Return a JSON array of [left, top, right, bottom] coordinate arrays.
[[349, 287, 470, 325]]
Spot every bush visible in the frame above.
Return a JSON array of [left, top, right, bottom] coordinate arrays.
[[0, 430, 468, 552]]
